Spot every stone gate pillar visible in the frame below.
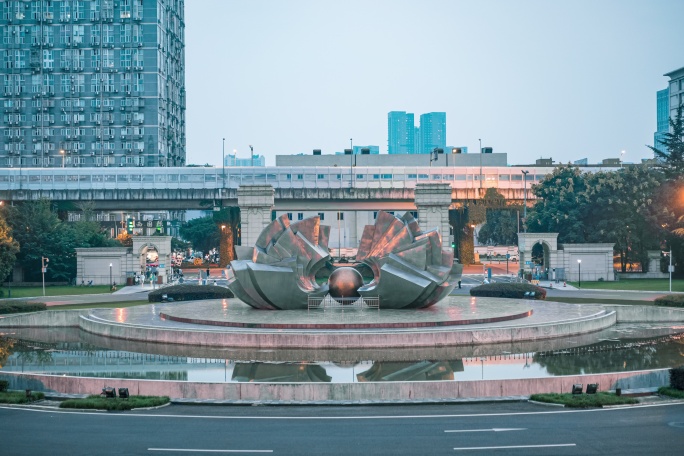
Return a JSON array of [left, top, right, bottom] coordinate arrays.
[[414, 183, 453, 248], [236, 185, 275, 260]]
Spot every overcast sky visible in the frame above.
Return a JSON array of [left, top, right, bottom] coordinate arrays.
[[184, 0, 684, 167]]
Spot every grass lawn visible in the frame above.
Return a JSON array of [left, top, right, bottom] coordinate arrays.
[[658, 387, 684, 399], [550, 297, 655, 306], [54, 300, 150, 311], [567, 279, 684, 292], [0, 391, 46, 404], [2, 285, 116, 298]]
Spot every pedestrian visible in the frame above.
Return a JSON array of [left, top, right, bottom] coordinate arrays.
[[206, 268, 210, 278]]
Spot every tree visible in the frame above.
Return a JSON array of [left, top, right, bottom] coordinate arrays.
[[116, 231, 133, 247], [213, 207, 240, 267], [7, 199, 117, 282], [178, 216, 220, 255], [582, 167, 664, 271], [527, 165, 666, 272], [477, 210, 518, 246], [0, 206, 19, 282], [648, 103, 684, 178], [526, 166, 589, 242]]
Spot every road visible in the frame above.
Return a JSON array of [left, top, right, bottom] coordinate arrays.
[[1, 402, 683, 455]]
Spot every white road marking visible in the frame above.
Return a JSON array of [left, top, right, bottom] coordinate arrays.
[[148, 449, 272, 453], [454, 443, 576, 451], [445, 428, 526, 433], [1, 402, 681, 420]]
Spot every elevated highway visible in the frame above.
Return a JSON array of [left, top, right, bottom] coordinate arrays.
[[0, 165, 555, 210]]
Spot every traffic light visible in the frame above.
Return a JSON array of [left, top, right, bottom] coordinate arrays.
[[127, 218, 134, 234]]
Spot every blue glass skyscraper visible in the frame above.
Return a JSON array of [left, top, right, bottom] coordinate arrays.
[[387, 111, 415, 154], [654, 88, 669, 153], [418, 112, 446, 154]]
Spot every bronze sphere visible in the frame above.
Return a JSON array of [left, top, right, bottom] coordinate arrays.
[[328, 267, 363, 301]]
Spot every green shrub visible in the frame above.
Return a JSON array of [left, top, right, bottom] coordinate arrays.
[[530, 392, 637, 407], [148, 284, 234, 303], [0, 380, 8, 392], [654, 295, 684, 308], [658, 386, 684, 399], [0, 391, 45, 404], [59, 395, 170, 410], [470, 283, 546, 300], [0, 301, 47, 314], [669, 366, 684, 390]]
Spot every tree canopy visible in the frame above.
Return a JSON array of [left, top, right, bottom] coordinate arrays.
[[6, 200, 118, 282], [178, 216, 220, 255], [526, 165, 669, 272], [0, 206, 19, 282], [648, 103, 684, 178]]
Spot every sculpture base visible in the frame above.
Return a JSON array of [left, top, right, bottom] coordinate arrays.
[[160, 297, 533, 330]]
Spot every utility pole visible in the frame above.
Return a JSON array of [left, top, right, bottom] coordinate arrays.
[[478, 138, 482, 190], [522, 170, 529, 232]]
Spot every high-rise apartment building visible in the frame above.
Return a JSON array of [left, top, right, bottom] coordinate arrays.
[[1, 0, 185, 168], [654, 88, 669, 153], [387, 111, 415, 154], [418, 112, 446, 154]]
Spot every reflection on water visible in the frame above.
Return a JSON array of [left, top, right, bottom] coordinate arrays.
[[0, 326, 683, 384], [357, 361, 462, 382], [232, 363, 331, 383]]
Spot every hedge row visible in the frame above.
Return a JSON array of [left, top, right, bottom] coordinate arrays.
[[670, 366, 684, 390], [148, 284, 234, 303], [470, 283, 547, 300], [0, 301, 47, 314], [654, 294, 684, 308]]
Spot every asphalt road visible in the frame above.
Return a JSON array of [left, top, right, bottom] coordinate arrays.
[[1, 402, 683, 455]]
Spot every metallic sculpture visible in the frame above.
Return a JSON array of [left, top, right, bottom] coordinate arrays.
[[227, 211, 462, 310], [356, 211, 461, 309]]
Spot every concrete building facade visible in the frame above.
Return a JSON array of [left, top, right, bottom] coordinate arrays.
[[1, 0, 186, 168]]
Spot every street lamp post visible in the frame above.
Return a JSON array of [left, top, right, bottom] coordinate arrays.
[[249, 144, 254, 167], [669, 248, 673, 293], [60, 149, 65, 168], [222, 138, 225, 187], [521, 170, 529, 232], [620, 150, 625, 169], [478, 138, 482, 189], [109, 263, 113, 292], [41, 257, 49, 296], [349, 138, 354, 189], [577, 259, 582, 289]]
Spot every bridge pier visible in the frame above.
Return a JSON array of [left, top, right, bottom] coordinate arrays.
[[236, 185, 275, 260], [414, 183, 453, 248]]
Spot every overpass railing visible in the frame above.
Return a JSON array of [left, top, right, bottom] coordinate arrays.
[[0, 165, 557, 193]]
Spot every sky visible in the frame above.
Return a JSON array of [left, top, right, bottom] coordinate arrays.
[[184, 0, 684, 167]]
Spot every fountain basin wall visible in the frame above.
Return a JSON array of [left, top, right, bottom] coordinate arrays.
[[0, 369, 670, 401], [73, 313, 617, 349]]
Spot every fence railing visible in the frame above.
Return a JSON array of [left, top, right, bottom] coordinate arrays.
[[308, 295, 379, 313]]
